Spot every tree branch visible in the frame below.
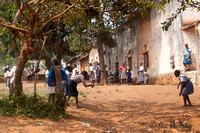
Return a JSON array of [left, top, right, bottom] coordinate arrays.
[[36, 0, 79, 36], [0, 22, 29, 34]]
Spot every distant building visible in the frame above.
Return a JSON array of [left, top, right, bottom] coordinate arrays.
[[89, 48, 99, 69], [67, 54, 89, 74]]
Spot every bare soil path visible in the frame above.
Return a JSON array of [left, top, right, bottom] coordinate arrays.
[[0, 84, 200, 133]]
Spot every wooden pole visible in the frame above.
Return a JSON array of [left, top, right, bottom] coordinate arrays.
[[34, 36, 48, 98]]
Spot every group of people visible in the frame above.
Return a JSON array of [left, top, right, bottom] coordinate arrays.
[[117, 62, 149, 85], [3, 64, 38, 97], [45, 59, 94, 108], [2, 43, 194, 107]]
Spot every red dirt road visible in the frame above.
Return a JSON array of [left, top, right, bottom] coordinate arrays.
[[0, 85, 200, 133]]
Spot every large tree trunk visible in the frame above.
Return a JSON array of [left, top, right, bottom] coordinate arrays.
[[44, 55, 52, 71], [53, 65, 65, 110], [56, 51, 62, 66], [14, 41, 29, 96], [97, 43, 107, 85]]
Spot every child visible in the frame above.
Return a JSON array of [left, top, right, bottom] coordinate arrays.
[[65, 71, 94, 108], [174, 70, 194, 106], [138, 63, 144, 85], [119, 62, 127, 85], [89, 63, 95, 86], [47, 59, 68, 103], [144, 69, 148, 85], [127, 69, 132, 85]]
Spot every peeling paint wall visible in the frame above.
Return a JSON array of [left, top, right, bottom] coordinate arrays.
[[105, 1, 200, 80]]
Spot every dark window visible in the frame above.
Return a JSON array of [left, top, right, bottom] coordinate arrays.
[[128, 57, 132, 70], [109, 59, 111, 71], [116, 62, 119, 71], [144, 52, 149, 69]]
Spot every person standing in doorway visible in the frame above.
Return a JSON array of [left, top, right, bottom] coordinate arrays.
[[138, 63, 144, 84], [183, 44, 192, 72], [119, 62, 127, 85], [144, 69, 149, 85]]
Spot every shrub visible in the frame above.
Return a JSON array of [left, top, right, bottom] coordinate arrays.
[[0, 94, 67, 121]]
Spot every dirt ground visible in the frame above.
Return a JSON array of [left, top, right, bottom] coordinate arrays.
[[0, 84, 200, 133]]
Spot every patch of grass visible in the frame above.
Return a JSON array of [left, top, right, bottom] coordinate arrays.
[[198, 114, 200, 118], [97, 90, 102, 94], [156, 92, 161, 95], [79, 91, 86, 97], [79, 91, 84, 95], [69, 98, 74, 102], [0, 94, 67, 121]]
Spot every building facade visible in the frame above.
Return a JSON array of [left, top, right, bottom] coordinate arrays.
[[104, 1, 200, 85]]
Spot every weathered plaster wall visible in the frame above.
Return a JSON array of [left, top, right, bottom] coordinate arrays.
[[105, 1, 188, 79], [89, 48, 99, 64], [182, 8, 200, 25]]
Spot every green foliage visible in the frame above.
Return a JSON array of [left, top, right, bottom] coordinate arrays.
[[108, 0, 157, 29], [0, 49, 17, 74], [95, 26, 117, 48], [0, 2, 17, 22], [0, 2, 20, 64], [0, 95, 67, 121], [68, 32, 93, 53]]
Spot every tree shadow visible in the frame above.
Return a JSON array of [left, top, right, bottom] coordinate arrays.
[[66, 100, 200, 132], [0, 99, 199, 133]]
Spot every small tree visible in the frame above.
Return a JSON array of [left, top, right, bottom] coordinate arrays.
[[0, 0, 78, 96]]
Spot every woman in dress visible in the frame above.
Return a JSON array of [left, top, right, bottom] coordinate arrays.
[[89, 63, 95, 86], [138, 63, 144, 84], [183, 44, 192, 72], [119, 62, 127, 85]]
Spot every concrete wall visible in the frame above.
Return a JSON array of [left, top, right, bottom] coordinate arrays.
[[89, 48, 100, 71], [182, 8, 200, 25], [89, 48, 99, 64], [105, 1, 200, 83]]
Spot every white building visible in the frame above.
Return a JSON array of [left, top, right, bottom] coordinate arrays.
[[104, 1, 200, 85]]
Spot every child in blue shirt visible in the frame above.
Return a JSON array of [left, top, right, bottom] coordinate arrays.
[[127, 69, 132, 85]]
